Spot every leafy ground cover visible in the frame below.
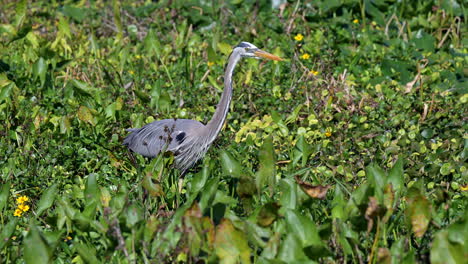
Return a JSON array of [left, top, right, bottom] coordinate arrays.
[[0, 0, 467, 263]]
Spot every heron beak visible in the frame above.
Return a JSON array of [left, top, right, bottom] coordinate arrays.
[[254, 50, 283, 61]]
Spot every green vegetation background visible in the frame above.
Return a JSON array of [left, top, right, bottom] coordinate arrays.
[[0, 0, 467, 263]]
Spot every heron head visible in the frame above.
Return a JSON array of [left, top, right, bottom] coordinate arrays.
[[235, 42, 283, 61]]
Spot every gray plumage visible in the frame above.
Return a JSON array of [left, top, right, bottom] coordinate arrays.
[[123, 41, 282, 173]]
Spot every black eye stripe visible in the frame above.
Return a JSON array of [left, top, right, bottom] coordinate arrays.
[[236, 42, 251, 48]]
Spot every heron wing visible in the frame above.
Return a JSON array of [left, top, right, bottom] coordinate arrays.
[[123, 119, 205, 157]]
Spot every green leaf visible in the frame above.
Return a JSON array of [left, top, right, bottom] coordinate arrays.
[[214, 219, 251, 264], [15, 0, 27, 28], [277, 233, 309, 262], [257, 202, 279, 227], [199, 177, 220, 212], [36, 184, 58, 216], [0, 217, 18, 250], [220, 150, 243, 178], [0, 182, 11, 212], [75, 242, 100, 264], [61, 5, 85, 23], [279, 178, 297, 210], [256, 136, 276, 193], [366, 163, 387, 202], [285, 209, 322, 247], [24, 224, 52, 264], [430, 230, 464, 264], [126, 204, 143, 228], [189, 163, 210, 195], [217, 42, 232, 55], [388, 158, 404, 199], [32, 57, 47, 87]]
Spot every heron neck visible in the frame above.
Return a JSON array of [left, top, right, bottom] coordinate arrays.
[[206, 51, 241, 143]]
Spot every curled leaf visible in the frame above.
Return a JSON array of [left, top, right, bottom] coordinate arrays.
[[295, 176, 330, 199]]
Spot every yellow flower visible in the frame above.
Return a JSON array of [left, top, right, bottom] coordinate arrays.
[[309, 70, 319, 76], [129, 70, 135, 75], [294, 34, 304, 41], [461, 185, 468, 191], [135, 55, 141, 60], [353, 19, 359, 24], [207, 61, 214, 67], [16, 196, 29, 204], [14, 209, 22, 217], [325, 131, 332, 137], [300, 53, 310, 60], [18, 204, 30, 212]]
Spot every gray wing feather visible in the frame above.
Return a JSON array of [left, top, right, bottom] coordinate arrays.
[[123, 119, 205, 158]]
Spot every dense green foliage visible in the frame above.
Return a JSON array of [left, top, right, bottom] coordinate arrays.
[[1, 0, 467, 263]]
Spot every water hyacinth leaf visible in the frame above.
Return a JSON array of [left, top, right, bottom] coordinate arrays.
[[366, 163, 386, 202], [388, 158, 404, 199], [84, 173, 100, 205], [214, 219, 251, 264], [24, 224, 52, 264], [0, 217, 18, 250], [277, 233, 309, 262], [126, 204, 143, 228], [279, 178, 297, 210], [220, 150, 243, 178], [0, 182, 11, 212], [199, 177, 220, 212], [36, 183, 58, 216], [189, 163, 210, 195], [32, 57, 47, 87], [430, 230, 464, 264], [406, 189, 431, 238], [75, 242, 100, 264], [285, 209, 322, 247], [256, 136, 276, 193]]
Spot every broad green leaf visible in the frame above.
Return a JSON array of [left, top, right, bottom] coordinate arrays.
[[75, 242, 100, 264], [214, 219, 251, 264], [0, 182, 11, 212], [126, 204, 143, 228], [220, 150, 243, 178], [24, 224, 52, 264], [285, 209, 322, 247], [430, 230, 464, 264], [295, 135, 312, 167], [58, 16, 71, 38], [190, 163, 210, 195], [61, 5, 85, 22], [72, 79, 98, 95], [36, 184, 58, 216], [366, 163, 386, 202], [199, 177, 220, 212], [32, 57, 46, 87], [388, 158, 404, 198], [0, 217, 18, 250], [279, 178, 297, 210], [277, 233, 309, 262], [84, 173, 100, 205], [256, 136, 276, 193]]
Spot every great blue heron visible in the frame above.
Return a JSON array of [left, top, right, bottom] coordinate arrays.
[[123, 41, 282, 173]]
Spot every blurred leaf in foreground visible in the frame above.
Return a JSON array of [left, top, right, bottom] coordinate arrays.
[[214, 219, 251, 264]]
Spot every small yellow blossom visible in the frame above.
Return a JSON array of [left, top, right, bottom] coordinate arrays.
[[461, 185, 468, 191], [353, 19, 359, 24], [300, 53, 310, 60], [207, 61, 214, 67], [325, 131, 332, 137], [16, 196, 29, 204], [294, 33, 304, 41], [309, 70, 319, 76], [14, 209, 22, 217], [135, 55, 142, 60], [12, 236, 17, 240], [18, 204, 30, 212], [64, 236, 72, 241], [129, 70, 135, 75]]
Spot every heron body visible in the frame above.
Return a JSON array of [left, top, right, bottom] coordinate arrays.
[[123, 41, 282, 173]]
